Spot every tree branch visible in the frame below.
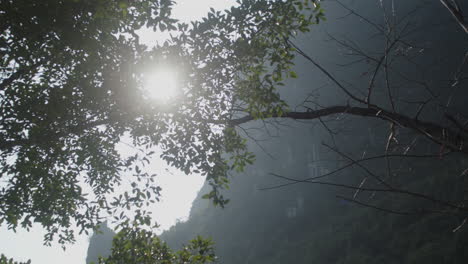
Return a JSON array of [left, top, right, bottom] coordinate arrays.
[[230, 105, 468, 154], [440, 0, 468, 34]]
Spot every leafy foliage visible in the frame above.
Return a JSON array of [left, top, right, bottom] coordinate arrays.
[[139, 0, 324, 207], [0, 0, 177, 244], [0, 0, 323, 244], [95, 225, 216, 264], [0, 254, 30, 264]]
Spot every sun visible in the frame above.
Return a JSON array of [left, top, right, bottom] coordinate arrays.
[[143, 67, 179, 102]]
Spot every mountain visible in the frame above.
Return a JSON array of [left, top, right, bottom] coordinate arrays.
[[85, 222, 115, 264], [160, 1, 468, 263]]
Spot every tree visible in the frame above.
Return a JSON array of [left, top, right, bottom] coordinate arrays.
[[2, 0, 467, 260], [97, 225, 216, 264], [0, 0, 323, 251], [159, 1, 468, 262], [0, 0, 177, 243], [253, 0, 468, 215], [0, 254, 30, 264], [153, 0, 468, 217], [245, 0, 468, 218]]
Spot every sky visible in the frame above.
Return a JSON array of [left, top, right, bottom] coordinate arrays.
[[0, 1, 235, 263]]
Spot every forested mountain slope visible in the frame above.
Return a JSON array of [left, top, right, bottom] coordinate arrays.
[[160, 122, 468, 263], [161, 1, 468, 263]]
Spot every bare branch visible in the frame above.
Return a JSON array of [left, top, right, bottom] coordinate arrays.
[[229, 105, 468, 154], [263, 173, 467, 212], [336, 195, 413, 215], [439, 0, 468, 34]]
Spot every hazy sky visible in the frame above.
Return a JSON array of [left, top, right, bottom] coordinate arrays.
[[0, 1, 235, 263]]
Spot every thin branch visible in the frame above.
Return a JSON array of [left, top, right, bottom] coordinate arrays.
[[453, 217, 467, 232], [439, 0, 468, 35], [259, 152, 447, 190], [286, 40, 368, 105], [335, 1, 384, 33], [336, 195, 413, 215], [323, 143, 393, 190], [264, 173, 468, 212]]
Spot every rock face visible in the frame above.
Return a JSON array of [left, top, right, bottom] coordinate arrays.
[[85, 222, 115, 264]]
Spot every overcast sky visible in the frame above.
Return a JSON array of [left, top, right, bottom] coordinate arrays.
[[0, 1, 235, 263]]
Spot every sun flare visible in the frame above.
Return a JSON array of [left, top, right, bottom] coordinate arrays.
[[144, 67, 179, 102]]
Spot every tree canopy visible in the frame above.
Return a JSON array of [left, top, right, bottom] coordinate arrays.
[[96, 226, 216, 264], [2, 0, 468, 262], [0, 0, 324, 246], [1, 0, 176, 243], [0, 254, 31, 264]]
